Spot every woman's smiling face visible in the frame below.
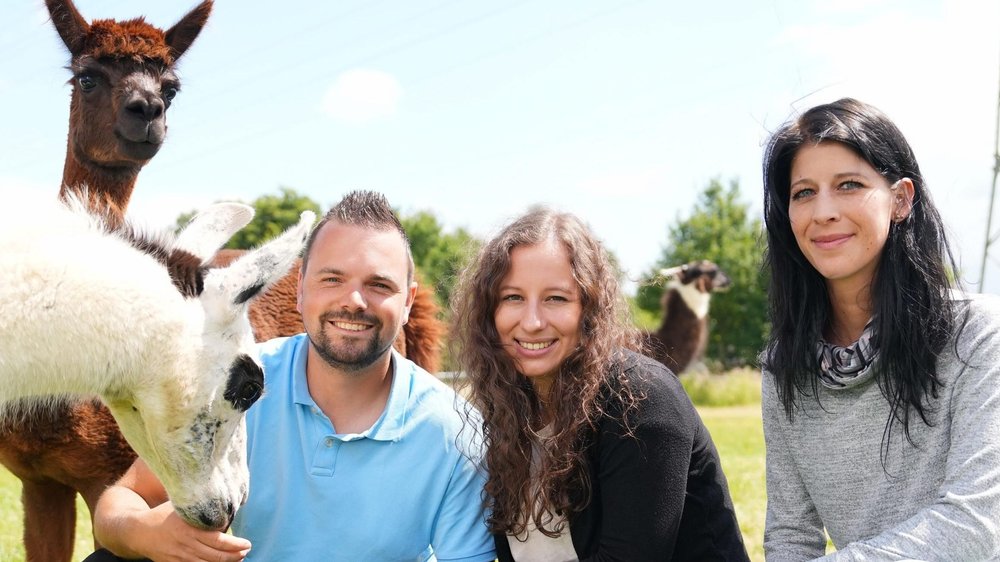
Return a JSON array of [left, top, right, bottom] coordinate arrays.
[[494, 238, 583, 397], [788, 141, 912, 297]]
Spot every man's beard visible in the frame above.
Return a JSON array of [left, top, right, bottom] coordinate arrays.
[[309, 311, 396, 373]]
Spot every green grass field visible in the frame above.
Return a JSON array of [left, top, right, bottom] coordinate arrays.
[[0, 468, 94, 562], [701, 404, 766, 561], [0, 404, 766, 562]]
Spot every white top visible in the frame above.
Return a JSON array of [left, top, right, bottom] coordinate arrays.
[[507, 425, 579, 562]]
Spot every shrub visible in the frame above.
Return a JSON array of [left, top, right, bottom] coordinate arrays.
[[680, 368, 761, 407]]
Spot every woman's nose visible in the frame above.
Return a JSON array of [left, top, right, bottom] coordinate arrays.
[[521, 302, 544, 331], [812, 190, 840, 223]]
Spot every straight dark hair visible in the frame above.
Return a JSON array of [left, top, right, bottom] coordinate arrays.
[[761, 98, 959, 444]]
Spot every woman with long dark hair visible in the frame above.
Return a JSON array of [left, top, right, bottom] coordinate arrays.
[[761, 97, 1000, 559], [450, 207, 748, 561]]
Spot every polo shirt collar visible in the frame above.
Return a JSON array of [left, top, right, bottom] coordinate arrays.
[[291, 340, 410, 442], [367, 349, 409, 442]]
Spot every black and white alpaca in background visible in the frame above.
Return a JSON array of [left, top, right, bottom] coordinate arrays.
[[0, 195, 314, 531], [644, 260, 731, 374]]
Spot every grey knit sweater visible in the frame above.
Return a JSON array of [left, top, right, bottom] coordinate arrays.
[[763, 293, 1000, 561]]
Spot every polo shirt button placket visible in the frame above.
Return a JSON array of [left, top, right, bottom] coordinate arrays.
[[310, 434, 339, 477]]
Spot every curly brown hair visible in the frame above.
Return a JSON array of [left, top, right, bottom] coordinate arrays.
[[450, 207, 641, 537]]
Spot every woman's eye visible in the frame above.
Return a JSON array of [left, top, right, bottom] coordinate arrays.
[[840, 180, 863, 190], [790, 188, 813, 201], [501, 294, 522, 302], [77, 75, 97, 92]]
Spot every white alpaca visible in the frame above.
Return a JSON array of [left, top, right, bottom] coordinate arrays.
[[0, 196, 315, 530]]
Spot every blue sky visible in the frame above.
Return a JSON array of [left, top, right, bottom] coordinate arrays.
[[1, 0, 998, 294]]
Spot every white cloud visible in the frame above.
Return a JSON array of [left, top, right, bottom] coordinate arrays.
[[321, 69, 402, 124]]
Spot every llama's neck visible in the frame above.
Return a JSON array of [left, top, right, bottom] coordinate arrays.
[[662, 282, 711, 323], [60, 143, 139, 226]]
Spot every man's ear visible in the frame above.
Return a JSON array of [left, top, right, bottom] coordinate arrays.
[[893, 178, 916, 222], [296, 267, 305, 314], [402, 282, 417, 325]]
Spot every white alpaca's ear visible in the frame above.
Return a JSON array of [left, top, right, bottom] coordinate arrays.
[[174, 203, 255, 262], [205, 211, 316, 310]]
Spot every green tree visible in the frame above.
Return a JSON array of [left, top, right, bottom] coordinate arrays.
[[399, 210, 479, 308], [175, 187, 322, 250], [636, 178, 768, 368]]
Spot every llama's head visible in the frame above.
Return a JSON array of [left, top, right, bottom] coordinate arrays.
[[660, 260, 732, 319], [46, 0, 212, 210], [102, 203, 315, 531]]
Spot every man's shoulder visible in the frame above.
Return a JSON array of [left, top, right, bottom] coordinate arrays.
[[258, 333, 299, 352], [254, 335, 306, 394], [395, 354, 477, 431]]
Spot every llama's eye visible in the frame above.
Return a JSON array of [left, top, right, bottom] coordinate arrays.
[[162, 86, 178, 101], [78, 75, 97, 92], [233, 381, 262, 410]]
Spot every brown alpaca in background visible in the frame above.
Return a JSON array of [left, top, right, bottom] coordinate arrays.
[[643, 260, 731, 374], [3, 1, 444, 560]]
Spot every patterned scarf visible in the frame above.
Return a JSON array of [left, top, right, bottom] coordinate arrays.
[[817, 319, 879, 389]]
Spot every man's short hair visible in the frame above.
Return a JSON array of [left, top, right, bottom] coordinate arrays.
[[300, 190, 414, 282]]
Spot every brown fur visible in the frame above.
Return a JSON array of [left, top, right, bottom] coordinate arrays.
[[643, 290, 708, 374], [6, 2, 200, 560], [6, 3, 443, 559], [0, 399, 137, 562], [83, 19, 173, 64]]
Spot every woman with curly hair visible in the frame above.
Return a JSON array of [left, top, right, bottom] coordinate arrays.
[[761, 98, 1000, 559], [450, 207, 747, 561]]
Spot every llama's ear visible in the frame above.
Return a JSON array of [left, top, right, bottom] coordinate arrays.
[[164, 0, 213, 62], [209, 211, 316, 308], [660, 265, 684, 279], [46, 0, 90, 55], [174, 202, 254, 262]]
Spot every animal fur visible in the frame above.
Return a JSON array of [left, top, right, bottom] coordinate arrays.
[[643, 260, 731, 374], [0, 195, 315, 534], [6, 2, 444, 559]]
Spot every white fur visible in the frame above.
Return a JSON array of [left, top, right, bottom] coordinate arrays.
[[660, 267, 711, 319], [666, 279, 711, 319], [0, 196, 315, 530]]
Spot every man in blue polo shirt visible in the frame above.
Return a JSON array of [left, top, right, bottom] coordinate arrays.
[[88, 191, 495, 562]]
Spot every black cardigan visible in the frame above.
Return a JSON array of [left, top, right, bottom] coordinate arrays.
[[495, 351, 749, 561]]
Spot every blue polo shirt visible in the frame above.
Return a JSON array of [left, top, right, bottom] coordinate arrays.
[[231, 334, 495, 561]]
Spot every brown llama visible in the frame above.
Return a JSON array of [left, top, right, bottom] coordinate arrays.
[[3, 1, 444, 560], [643, 260, 731, 374], [0, 4, 213, 560]]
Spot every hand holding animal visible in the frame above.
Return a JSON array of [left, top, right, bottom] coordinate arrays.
[[0, 197, 316, 531]]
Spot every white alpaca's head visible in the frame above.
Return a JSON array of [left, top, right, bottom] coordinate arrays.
[[98, 203, 315, 530]]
